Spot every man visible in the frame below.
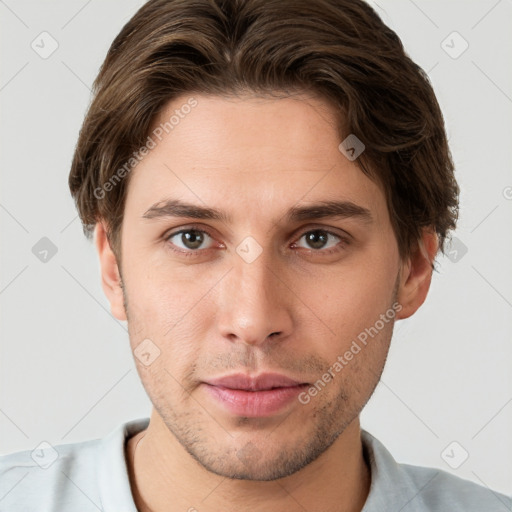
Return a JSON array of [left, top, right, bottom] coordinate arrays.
[[1, 0, 510, 510]]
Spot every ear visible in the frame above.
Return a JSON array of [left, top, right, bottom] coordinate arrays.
[[395, 228, 438, 320], [95, 222, 127, 321]]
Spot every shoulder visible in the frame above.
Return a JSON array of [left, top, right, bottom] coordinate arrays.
[[0, 417, 149, 512], [0, 437, 102, 511], [398, 460, 511, 511], [361, 430, 512, 512]]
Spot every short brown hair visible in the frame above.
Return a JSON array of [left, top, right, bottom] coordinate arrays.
[[68, 0, 459, 264]]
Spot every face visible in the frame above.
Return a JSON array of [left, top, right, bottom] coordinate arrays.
[[97, 92, 434, 481]]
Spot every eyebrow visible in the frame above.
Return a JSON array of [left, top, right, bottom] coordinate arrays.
[[141, 198, 373, 225]]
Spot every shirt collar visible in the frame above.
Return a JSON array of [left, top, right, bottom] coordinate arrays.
[[360, 429, 437, 511], [97, 417, 150, 512]]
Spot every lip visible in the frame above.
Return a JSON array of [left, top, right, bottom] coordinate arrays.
[[202, 372, 309, 418], [204, 372, 305, 391]]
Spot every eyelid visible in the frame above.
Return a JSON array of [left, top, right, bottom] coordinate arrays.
[[163, 224, 228, 260], [164, 225, 221, 248], [164, 224, 350, 241], [163, 223, 352, 256], [292, 223, 352, 243], [298, 224, 352, 238], [164, 224, 215, 241], [291, 227, 351, 254]]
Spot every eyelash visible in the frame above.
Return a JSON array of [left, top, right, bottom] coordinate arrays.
[[163, 225, 350, 258]]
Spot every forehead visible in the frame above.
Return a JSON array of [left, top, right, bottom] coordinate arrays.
[[124, 92, 388, 226]]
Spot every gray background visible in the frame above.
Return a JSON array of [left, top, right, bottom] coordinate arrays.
[[1, 0, 511, 498]]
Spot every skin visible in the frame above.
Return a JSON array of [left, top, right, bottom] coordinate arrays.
[[95, 92, 438, 512]]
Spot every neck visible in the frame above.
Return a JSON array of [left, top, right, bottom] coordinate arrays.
[[126, 409, 371, 512]]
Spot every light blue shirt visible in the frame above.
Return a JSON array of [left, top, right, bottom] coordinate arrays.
[[1, 417, 510, 511]]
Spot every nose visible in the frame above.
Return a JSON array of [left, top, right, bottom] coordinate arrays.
[[215, 247, 294, 347]]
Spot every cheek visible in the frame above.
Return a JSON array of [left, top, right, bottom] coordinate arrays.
[[312, 265, 397, 342], [314, 309, 392, 398], [123, 266, 209, 352], [122, 247, 187, 319], [298, 267, 398, 388], [127, 303, 204, 403]]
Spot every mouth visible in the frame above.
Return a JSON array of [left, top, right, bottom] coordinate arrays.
[[202, 372, 310, 417]]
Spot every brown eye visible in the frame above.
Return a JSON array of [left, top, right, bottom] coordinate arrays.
[[166, 229, 213, 251], [296, 230, 343, 251]]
